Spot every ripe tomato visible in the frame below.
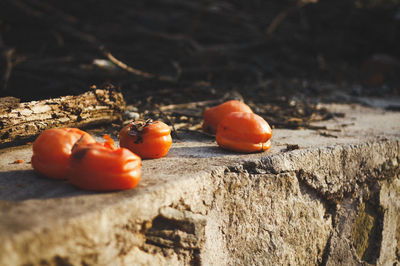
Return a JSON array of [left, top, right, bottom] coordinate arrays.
[[119, 119, 172, 159], [216, 112, 272, 153], [202, 100, 253, 134], [68, 140, 142, 191], [31, 128, 96, 179]]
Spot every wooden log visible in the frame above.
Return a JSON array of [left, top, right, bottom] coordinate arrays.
[[0, 85, 126, 145]]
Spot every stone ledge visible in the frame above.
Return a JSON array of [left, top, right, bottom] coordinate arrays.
[[0, 103, 399, 265]]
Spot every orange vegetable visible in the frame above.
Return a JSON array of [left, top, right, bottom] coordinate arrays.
[[31, 128, 96, 179], [68, 139, 142, 191], [202, 100, 253, 134], [216, 112, 272, 153], [102, 134, 115, 149], [119, 119, 172, 159]]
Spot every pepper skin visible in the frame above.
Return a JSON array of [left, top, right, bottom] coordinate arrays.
[[202, 100, 253, 134], [216, 112, 272, 153], [119, 120, 172, 159], [31, 128, 96, 179], [68, 141, 142, 191]]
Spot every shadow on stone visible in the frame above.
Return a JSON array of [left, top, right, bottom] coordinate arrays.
[[0, 170, 96, 201], [167, 145, 239, 158]]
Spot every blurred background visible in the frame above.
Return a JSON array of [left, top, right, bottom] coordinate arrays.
[[1, 0, 399, 106]]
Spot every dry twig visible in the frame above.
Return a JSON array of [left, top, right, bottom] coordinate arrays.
[[266, 0, 317, 35], [7, 0, 166, 80], [0, 85, 125, 146], [154, 104, 181, 140]]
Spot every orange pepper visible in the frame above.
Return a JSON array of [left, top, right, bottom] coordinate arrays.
[[119, 119, 172, 159], [102, 134, 115, 149], [216, 112, 272, 153], [31, 128, 96, 179], [68, 139, 142, 191], [202, 100, 253, 134]]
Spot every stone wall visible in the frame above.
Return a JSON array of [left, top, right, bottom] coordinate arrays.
[[122, 141, 400, 265], [0, 134, 399, 265]]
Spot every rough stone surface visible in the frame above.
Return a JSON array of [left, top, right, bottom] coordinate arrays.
[[208, 171, 331, 265], [0, 103, 400, 265]]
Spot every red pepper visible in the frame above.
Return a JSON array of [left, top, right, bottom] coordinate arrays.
[[119, 119, 172, 159], [202, 100, 253, 134], [68, 138, 142, 191], [31, 128, 96, 179], [216, 112, 272, 153]]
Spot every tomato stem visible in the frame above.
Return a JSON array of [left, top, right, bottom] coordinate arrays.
[[127, 119, 154, 136]]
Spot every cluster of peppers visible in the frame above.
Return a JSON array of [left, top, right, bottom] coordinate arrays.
[[31, 100, 272, 191], [202, 100, 273, 153], [31, 121, 172, 191]]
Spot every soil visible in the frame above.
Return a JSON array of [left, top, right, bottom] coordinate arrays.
[[1, 0, 399, 133]]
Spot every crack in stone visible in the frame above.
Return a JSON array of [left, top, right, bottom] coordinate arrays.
[[141, 207, 206, 265]]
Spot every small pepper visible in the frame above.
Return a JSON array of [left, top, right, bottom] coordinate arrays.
[[31, 128, 96, 179], [216, 112, 272, 153], [202, 100, 253, 134], [119, 119, 172, 159], [68, 137, 142, 191]]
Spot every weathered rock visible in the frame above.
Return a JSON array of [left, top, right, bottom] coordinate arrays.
[[0, 103, 399, 265], [206, 171, 332, 265]]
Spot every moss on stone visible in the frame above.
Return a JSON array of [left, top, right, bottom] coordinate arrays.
[[353, 203, 374, 259], [353, 202, 382, 263]]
